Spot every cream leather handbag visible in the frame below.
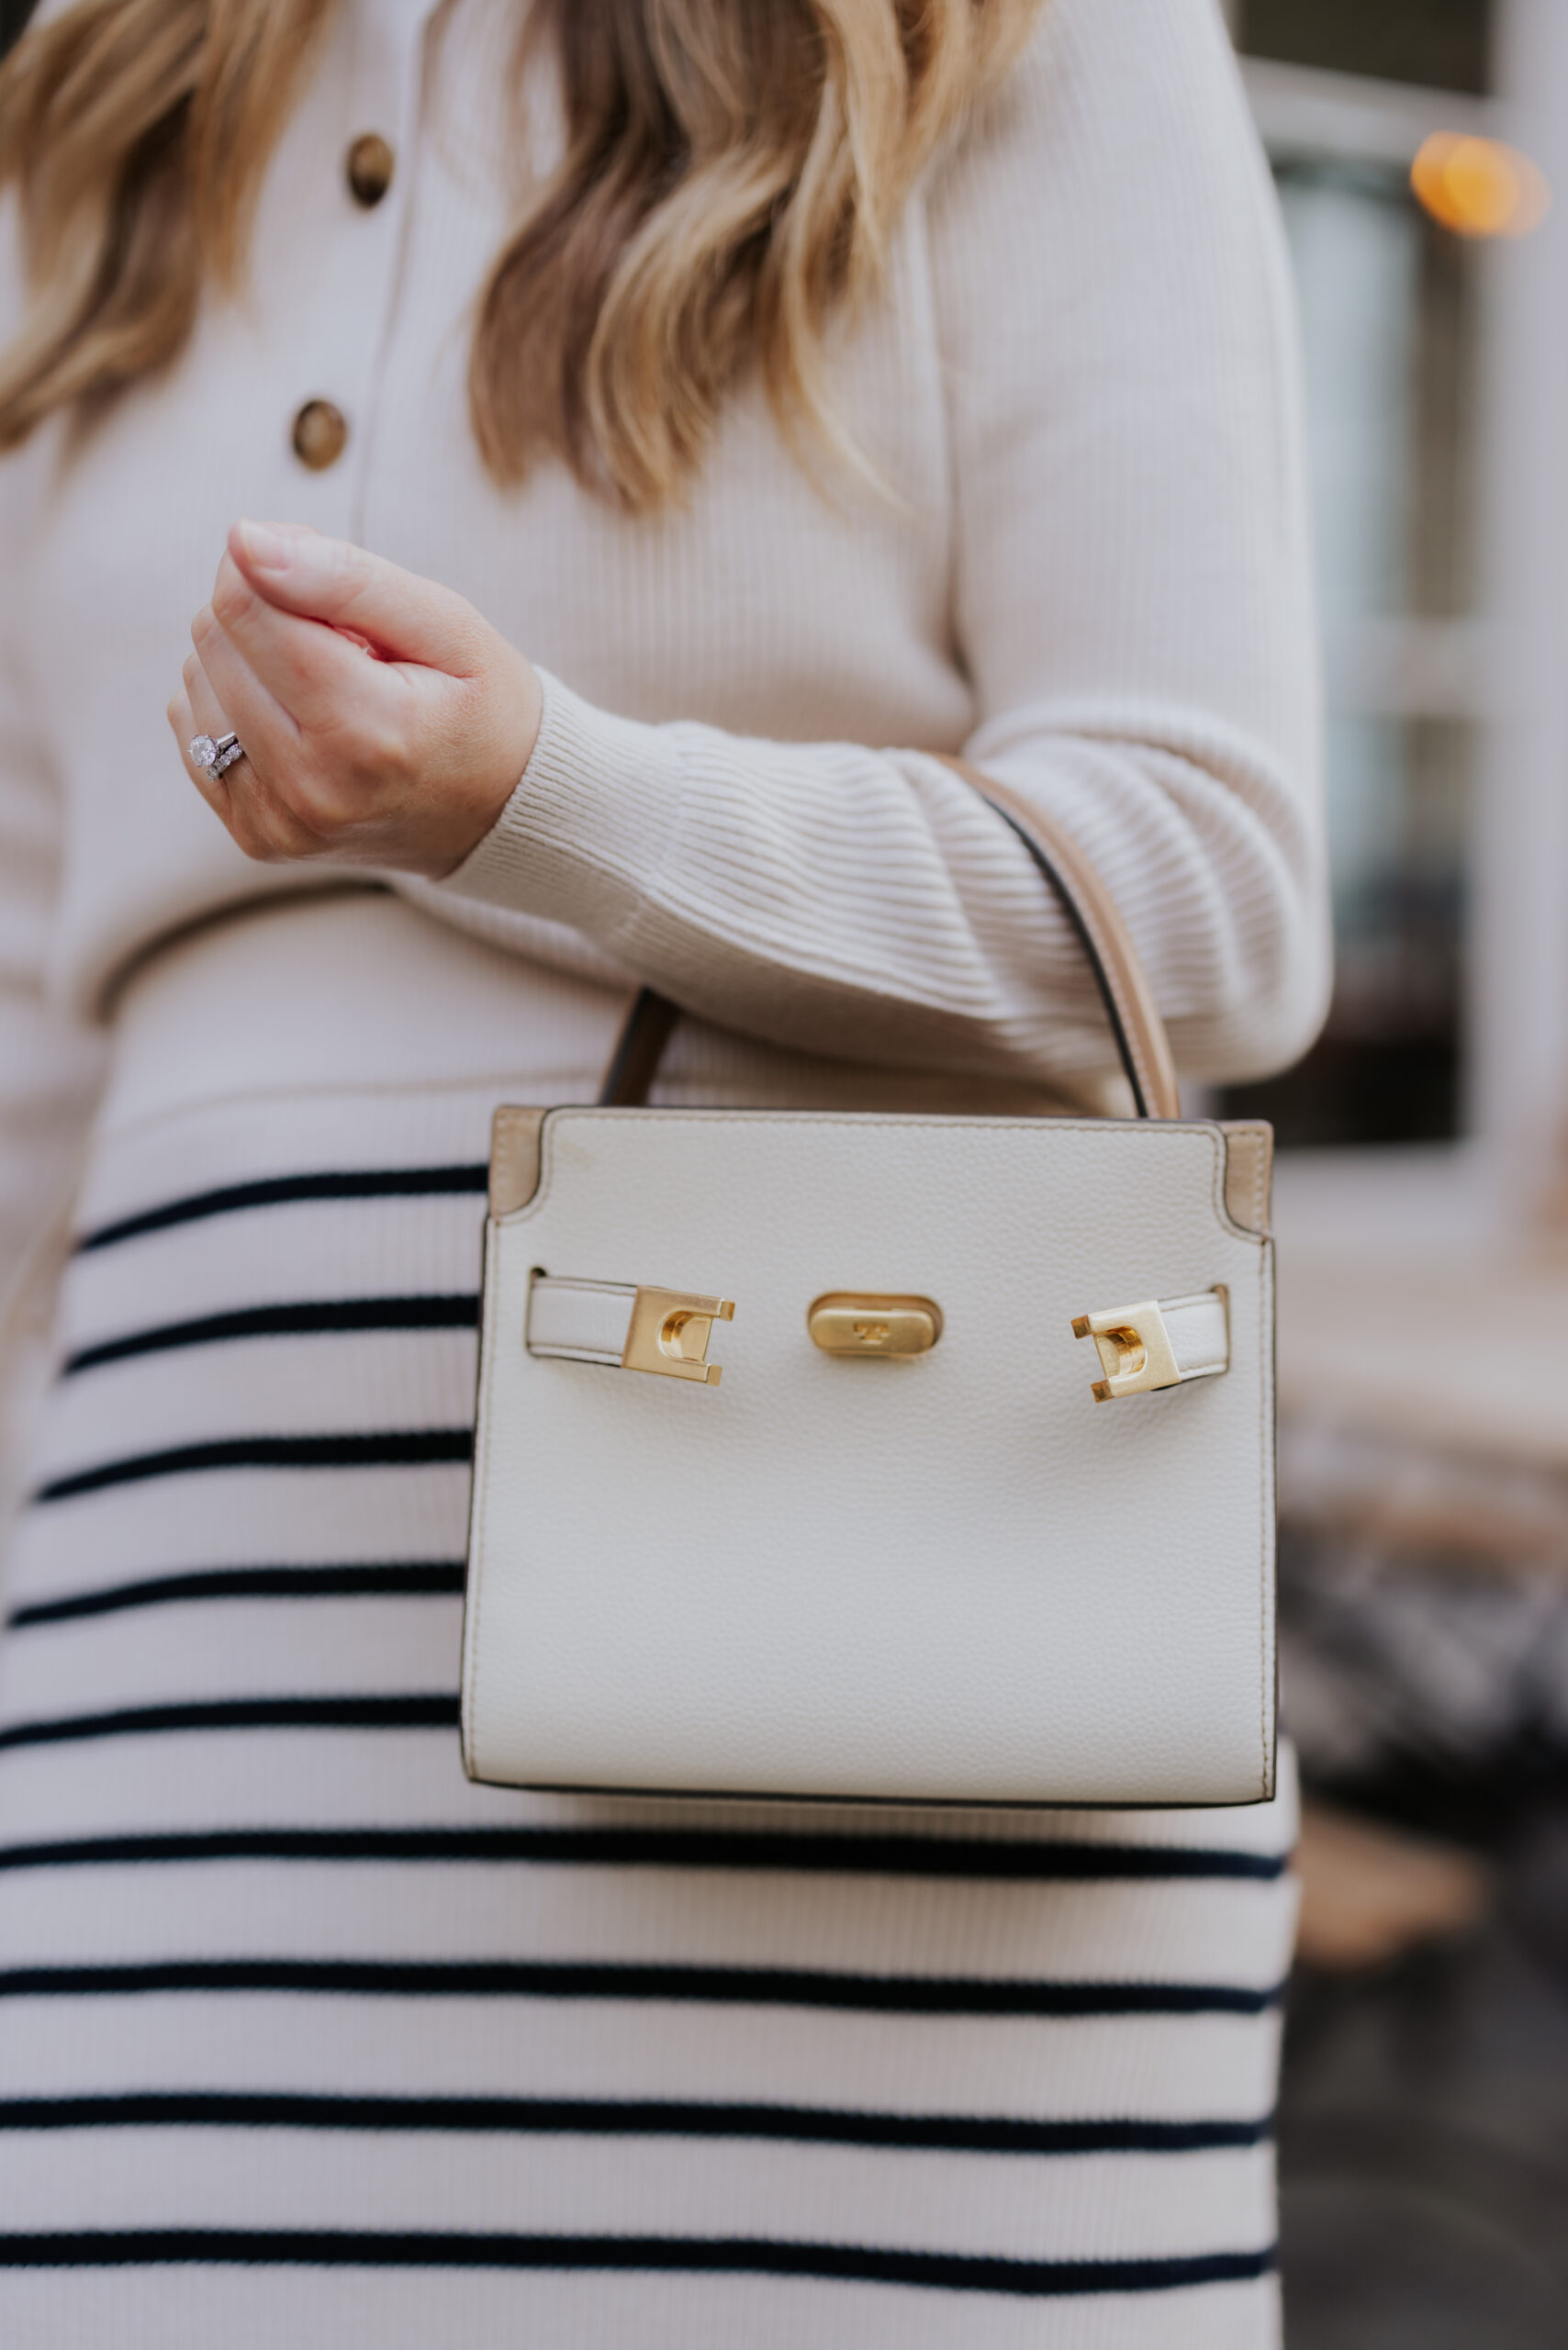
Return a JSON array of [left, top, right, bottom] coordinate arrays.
[[461, 764, 1277, 1808]]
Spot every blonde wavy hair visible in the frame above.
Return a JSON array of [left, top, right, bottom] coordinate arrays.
[[0, 0, 1042, 509]]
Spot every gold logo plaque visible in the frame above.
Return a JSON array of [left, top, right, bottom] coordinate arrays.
[[807, 1294, 942, 1357]]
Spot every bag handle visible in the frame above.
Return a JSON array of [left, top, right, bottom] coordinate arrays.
[[599, 755, 1182, 1120]]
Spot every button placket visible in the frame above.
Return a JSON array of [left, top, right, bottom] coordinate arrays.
[[284, 5, 428, 498]]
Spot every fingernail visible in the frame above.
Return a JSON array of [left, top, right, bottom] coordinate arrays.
[[236, 520, 294, 572]]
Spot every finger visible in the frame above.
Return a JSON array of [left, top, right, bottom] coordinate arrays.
[[181, 633, 322, 859], [181, 645, 230, 744], [207, 553, 398, 735], [226, 520, 486, 675], [169, 657, 236, 811], [188, 606, 308, 770], [168, 678, 211, 792]]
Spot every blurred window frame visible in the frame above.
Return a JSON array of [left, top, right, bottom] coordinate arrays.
[[1239, 23, 1568, 1167]]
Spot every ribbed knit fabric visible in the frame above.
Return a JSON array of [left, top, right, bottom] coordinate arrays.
[[0, 0, 1319, 2336], [0, 1061, 1297, 2346]]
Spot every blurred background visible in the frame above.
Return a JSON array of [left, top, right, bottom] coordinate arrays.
[[4, 0, 1567, 2340], [1220, 4, 1568, 2344]]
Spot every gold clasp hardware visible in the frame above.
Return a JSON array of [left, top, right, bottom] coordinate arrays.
[[1071, 1300, 1181, 1402], [622, 1287, 735, 1385], [808, 1294, 942, 1357]]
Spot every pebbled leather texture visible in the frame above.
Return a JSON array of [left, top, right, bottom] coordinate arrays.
[[463, 1110, 1276, 1808]]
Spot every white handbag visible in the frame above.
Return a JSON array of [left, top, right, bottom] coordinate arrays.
[[461, 763, 1277, 1808]]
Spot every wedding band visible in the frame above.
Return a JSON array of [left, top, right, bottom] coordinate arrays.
[[189, 730, 244, 776]]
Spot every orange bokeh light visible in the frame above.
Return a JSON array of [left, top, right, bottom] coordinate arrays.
[[1411, 132, 1551, 239]]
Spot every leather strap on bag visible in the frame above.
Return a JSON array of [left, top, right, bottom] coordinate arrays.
[[599, 756, 1182, 1121]]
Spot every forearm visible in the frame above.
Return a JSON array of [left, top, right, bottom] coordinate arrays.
[[435, 670, 1325, 1087]]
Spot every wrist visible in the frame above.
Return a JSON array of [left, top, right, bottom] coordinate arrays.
[[433, 666, 683, 930], [428, 643, 544, 880]]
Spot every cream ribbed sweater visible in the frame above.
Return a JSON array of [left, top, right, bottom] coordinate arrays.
[[0, 0, 1326, 1313]]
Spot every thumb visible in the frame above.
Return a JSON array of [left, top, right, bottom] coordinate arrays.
[[228, 520, 484, 674]]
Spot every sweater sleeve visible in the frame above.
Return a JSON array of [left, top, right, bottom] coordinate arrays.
[[434, 0, 1328, 1091]]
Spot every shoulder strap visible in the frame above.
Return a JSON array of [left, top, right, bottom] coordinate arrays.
[[599, 757, 1182, 1120]]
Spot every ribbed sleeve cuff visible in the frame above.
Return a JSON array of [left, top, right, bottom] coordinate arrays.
[[435, 669, 684, 941]]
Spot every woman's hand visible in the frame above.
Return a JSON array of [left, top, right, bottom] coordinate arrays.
[[167, 521, 544, 878]]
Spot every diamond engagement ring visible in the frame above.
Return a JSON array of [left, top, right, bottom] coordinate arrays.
[[189, 730, 244, 776]]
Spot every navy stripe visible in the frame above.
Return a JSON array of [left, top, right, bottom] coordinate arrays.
[[0, 1959, 1285, 2016], [0, 2231, 1277, 2292], [0, 1697, 458, 1751], [33, 1430, 473, 1502], [75, 1168, 487, 1254], [0, 1823, 1284, 1881], [63, 1297, 479, 1376], [6, 1563, 465, 1628], [0, 2092, 1273, 2154]]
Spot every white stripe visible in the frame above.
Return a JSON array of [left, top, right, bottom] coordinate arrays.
[[71, 1089, 508, 1233], [6, 1467, 473, 1595], [0, 2132, 1277, 2261], [0, 1864, 1295, 1985], [61, 1197, 487, 1349], [0, 1729, 1296, 1851], [0, 1601, 465, 1718], [0, 2273, 1283, 2350], [0, 1997, 1284, 2123], [32, 1333, 478, 1482]]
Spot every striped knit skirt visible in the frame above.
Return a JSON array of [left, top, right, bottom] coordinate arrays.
[[0, 1071, 1297, 2347]]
